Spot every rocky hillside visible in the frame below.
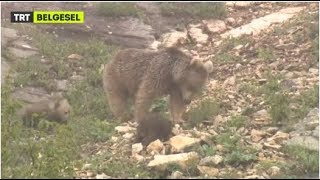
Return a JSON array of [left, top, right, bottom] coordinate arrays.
[[1, 2, 319, 179]]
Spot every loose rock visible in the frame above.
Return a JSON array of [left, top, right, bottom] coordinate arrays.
[[199, 155, 223, 166], [147, 139, 165, 155], [169, 135, 201, 152], [147, 152, 200, 170]]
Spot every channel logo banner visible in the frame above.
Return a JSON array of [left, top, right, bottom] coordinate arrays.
[[11, 11, 84, 24]]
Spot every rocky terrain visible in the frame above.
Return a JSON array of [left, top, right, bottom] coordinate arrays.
[[1, 2, 319, 179]]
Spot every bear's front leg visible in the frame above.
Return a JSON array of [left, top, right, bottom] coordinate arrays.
[[169, 89, 186, 124], [134, 82, 155, 123]]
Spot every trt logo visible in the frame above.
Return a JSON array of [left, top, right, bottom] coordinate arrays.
[[11, 12, 33, 23]]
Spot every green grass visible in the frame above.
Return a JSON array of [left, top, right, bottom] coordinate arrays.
[[14, 56, 56, 92], [282, 145, 319, 175], [214, 35, 254, 64], [257, 47, 276, 63], [160, 2, 226, 19], [1, 83, 81, 178], [256, 159, 283, 172], [215, 53, 238, 64], [150, 97, 169, 113], [214, 131, 257, 166], [261, 69, 319, 127], [241, 106, 257, 116], [226, 115, 248, 129], [1, 25, 119, 178], [224, 148, 257, 166], [89, 154, 155, 178], [260, 72, 291, 125], [197, 144, 217, 157], [219, 36, 253, 52], [2, 79, 116, 179], [255, 160, 290, 178], [290, 84, 319, 123], [238, 81, 262, 96], [14, 25, 118, 92], [267, 92, 291, 125], [311, 33, 319, 63], [261, 71, 283, 95], [186, 99, 220, 127], [266, 83, 318, 127], [96, 2, 143, 17], [166, 160, 200, 177], [219, 169, 240, 179]]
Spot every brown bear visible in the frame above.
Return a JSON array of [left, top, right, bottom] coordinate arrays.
[[136, 112, 173, 146], [102, 47, 213, 123], [19, 95, 71, 127]]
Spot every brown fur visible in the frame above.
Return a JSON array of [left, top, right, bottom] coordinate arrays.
[[136, 112, 173, 146], [103, 47, 213, 123], [19, 95, 71, 127]]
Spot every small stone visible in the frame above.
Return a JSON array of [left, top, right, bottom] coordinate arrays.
[[266, 127, 279, 134], [203, 20, 227, 34], [209, 80, 219, 89], [223, 76, 236, 87], [133, 154, 145, 162], [251, 129, 266, 142], [68, 54, 83, 60], [2, 27, 18, 39], [197, 166, 219, 177], [79, 172, 87, 178], [169, 171, 184, 179], [55, 80, 69, 91], [86, 171, 95, 177], [132, 143, 143, 155], [309, 68, 318, 75], [169, 135, 201, 152], [188, 27, 208, 44], [96, 173, 111, 179], [253, 109, 271, 121], [252, 143, 263, 151], [82, 163, 92, 170], [196, 44, 202, 48], [8, 47, 38, 58], [312, 126, 319, 138], [267, 131, 289, 144], [147, 139, 164, 154], [285, 71, 294, 78], [199, 155, 223, 166], [161, 30, 188, 47], [216, 144, 224, 152], [234, 44, 243, 50], [111, 136, 118, 142], [209, 129, 218, 136], [115, 126, 135, 133], [226, 17, 236, 25], [147, 152, 200, 170], [149, 40, 161, 50], [123, 133, 134, 139], [244, 175, 262, 179], [305, 121, 319, 131], [263, 142, 281, 150], [258, 79, 267, 85], [235, 63, 242, 69], [267, 166, 280, 176]]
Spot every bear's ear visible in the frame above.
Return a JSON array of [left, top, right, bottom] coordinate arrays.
[[189, 58, 202, 68], [54, 100, 61, 109], [203, 60, 213, 74]]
